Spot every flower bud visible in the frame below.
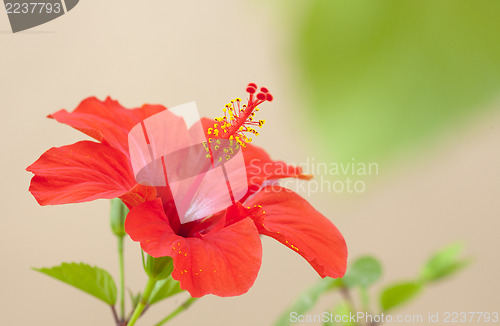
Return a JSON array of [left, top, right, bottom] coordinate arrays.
[[110, 198, 128, 237], [145, 254, 173, 280]]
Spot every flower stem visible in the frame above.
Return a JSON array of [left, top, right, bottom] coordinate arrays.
[[111, 305, 119, 324], [340, 285, 357, 312], [154, 297, 198, 326], [127, 277, 157, 326], [117, 235, 125, 320]]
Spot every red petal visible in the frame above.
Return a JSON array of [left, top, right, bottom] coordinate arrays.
[[49, 97, 166, 154], [246, 186, 347, 278], [124, 199, 172, 250], [242, 143, 312, 186], [27, 141, 136, 205], [125, 199, 262, 297], [120, 184, 157, 209]]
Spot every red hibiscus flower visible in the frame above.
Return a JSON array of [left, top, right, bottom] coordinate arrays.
[[26, 97, 164, 206], [27, 85, 347, 298]]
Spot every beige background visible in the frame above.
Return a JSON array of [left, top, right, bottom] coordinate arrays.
[[1, 1, 499, 325]]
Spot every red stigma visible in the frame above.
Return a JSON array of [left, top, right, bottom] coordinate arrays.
[[246, 86, 256, 94]]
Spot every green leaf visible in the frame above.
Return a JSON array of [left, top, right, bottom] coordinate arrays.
[[274, 277, 339, 326], [343, 256, 382, 288], [294, 0, 500, 163], [34, 262, 117, 305], [324, 301, 358, 326], [380, 281, 422, 311], [128, 289, 141, 310], [421, 242, 471, 283], [148, 275, 184, 305]]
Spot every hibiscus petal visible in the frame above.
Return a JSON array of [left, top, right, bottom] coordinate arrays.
[[27, 141, 136, 205], [50, 97, 165, 154], [243, 143, 312, 185], [120, 184, 157, 209], [125, 199, 262, 297], [246, 186, 347, 278]]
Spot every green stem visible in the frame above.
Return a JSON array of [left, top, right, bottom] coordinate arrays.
[[127, 277, 157, 326], [117, 236, 125, 320], [154, 297, 198, 326], [360, 286, 370, 312]]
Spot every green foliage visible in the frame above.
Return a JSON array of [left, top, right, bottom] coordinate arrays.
[[273, 256, 380, 326], [295, 0, 500, 162], [379, 281, 422, 311], [34, 262, 117, 305], [275, 243, 470, 324], [421, 242, 472, 282], [128, 289, 141, 310], [342, 256, 382, 288], [274, 277, 338, 326], [379, 242, 470, 311], [148, 275, 184, 305]]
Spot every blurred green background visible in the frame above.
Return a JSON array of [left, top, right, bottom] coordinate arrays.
[[291, 0, 500, 163]]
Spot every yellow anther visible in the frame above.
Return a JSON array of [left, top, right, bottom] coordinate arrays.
[[212, 92, 269, 146]]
